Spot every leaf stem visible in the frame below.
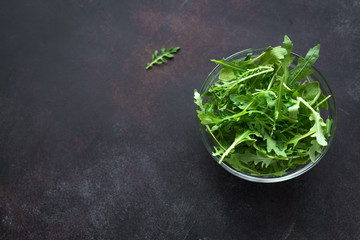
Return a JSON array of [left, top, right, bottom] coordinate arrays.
[[297, 97, 316, 113], [239, 67, 274, 83], [206, 125, 226, 150], [219, 130, 252, 163], [146, 54, 163, 69], [271, 73, 285, 135], [280, 123, 297, 133], [267, 64, 281, 90], [313, 95, 332, 109], [282, 82, 292, 91], [309, 89, 321, 106], [217, 67, 274, 103], [230, 67, 274, 90]]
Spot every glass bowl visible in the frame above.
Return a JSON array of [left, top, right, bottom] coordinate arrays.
[[197, 48, 337, 183]]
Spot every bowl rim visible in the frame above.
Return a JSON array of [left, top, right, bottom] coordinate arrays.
[[198, 48, 337, 183]]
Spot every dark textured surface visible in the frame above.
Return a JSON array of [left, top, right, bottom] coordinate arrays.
[[0, 0, 359, 239]]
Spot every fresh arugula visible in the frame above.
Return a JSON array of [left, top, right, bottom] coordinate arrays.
[[146, 46, 181, 70], [194, 36, 332, 176]]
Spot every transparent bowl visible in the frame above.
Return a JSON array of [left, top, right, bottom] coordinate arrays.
[[198, 48, 337, 183]]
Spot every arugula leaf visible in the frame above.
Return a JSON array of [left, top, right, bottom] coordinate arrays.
[[264, 91, 277, 108], [194, 36, 332, 176], [197, 111, 222, 125], [219, 130, 256, 163], [194, 89, 204, 111], [230, 94, 252, 109], [257, 46, 287, 65], [229, 151, 273, 169], [288, 44, 320, 84], [325, 118, 333, 137], [146, 46, 180, 69], [211, 58, 249, 72], [309, 139, 322, 162], [297, 97, 327, 146], [309, 112, 327, 146], [298, 81, 321, 104], [283, 35, 293, 54], [288, 130, 316, 147], [219, 68, 236, 81], [225, 153, 259, 174], [241, 151, 272, 167], [264, 133, 287, 157], [288, 98, 300, 119]]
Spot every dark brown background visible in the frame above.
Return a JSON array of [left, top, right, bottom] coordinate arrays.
[[1, 0, 359, 239]]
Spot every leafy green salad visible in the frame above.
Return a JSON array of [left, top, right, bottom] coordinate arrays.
[[194, 36, 332, 176]]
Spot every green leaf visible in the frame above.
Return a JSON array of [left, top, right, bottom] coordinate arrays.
[[283, 35, 293, 54], [194, 89, 204, 111], [272, 72, 285, 130], [197, 112, 222, 125], [272, 169, 287, 176], [239, 151, 273, 168], [211, 58, 248, 72], [298, 81, 321, 103], [309, 112, 327, 146], [168, 46, 181, 53], [225, 153, 259, 173], [229, 94, 252, 109], [264, 91, 277, 108], [315, 94, 330, 110], [146, 46, 181, 69], [264, 134, 287, 157], [309, 139, 321, 162], [282, 51, 294, 78], [326, 118, 332, 137], [288, 130, 316, 147], [298, 97, 327, 146], [218, 130, 256, 163], [257, 46, 287, 65], [288, 98, 300, 119], [219, 68, 236, 81], [212, 145, 225, 157], [288, 44, 320, 84]]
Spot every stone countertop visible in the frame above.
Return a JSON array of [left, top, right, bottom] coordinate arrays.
[[0, 1, 359, 239]]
